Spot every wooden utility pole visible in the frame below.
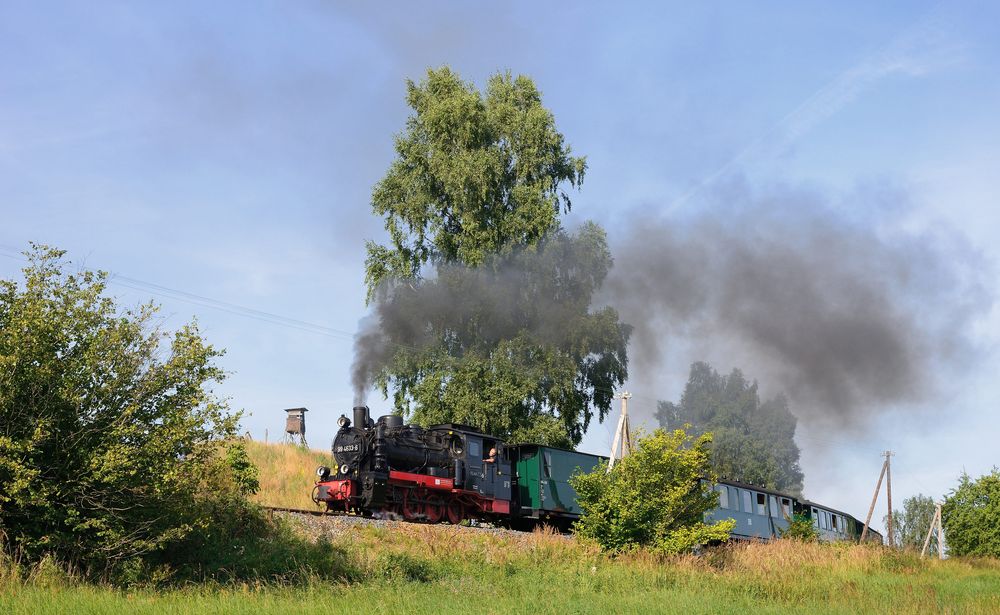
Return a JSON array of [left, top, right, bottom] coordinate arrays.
[[607, 391, 633, 473], [921, 503, 945, 559], [861, 451, 894, 543], [938, 503, 945, 559], [885, 451, 894, 548]]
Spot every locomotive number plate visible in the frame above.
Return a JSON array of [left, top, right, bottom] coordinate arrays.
[[336, 444, 361, 453]]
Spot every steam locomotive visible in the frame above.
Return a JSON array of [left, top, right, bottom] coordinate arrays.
[[312, 405, 884, 542], [313, 405, 596, 527]]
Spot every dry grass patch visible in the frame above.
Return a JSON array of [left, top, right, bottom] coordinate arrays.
[[245, 441, 332, 509]]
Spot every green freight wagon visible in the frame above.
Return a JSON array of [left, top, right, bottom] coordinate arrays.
[[513, 444, 605, 526]]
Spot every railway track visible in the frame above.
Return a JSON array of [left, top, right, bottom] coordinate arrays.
[[260, 504, 545, 539], [261, 504, 334, 519]]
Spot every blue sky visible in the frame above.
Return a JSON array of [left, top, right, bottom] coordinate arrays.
[[2, 1, 998, 533]]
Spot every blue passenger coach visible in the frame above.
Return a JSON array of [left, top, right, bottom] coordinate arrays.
[[703, 478, 883, 543], [703, 479, 794, 539]]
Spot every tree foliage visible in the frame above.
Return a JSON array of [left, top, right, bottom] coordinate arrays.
[[362, 67, 627, 447], [657, 362, 804, 495], [365, 66, 586, 296], [0, 246, 246, 576], [883, 494, 937, 553], [942, 469, 1000, 558], [570, 428, 735, 554]]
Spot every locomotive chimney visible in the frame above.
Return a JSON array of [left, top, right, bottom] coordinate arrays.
[[353, 405, 370, 429]]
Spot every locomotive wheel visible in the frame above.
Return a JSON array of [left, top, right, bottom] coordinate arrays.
[[446, 499, 464, 525], [402, 490, 422, 521], [424, 496, 444, 524]]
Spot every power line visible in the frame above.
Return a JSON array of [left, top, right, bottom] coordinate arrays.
[[0, 245, 356, 341]]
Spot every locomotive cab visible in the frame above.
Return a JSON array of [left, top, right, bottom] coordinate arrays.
[[444, 432, 512, 503]]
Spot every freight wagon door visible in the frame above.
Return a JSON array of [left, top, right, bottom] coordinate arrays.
[[515, 447, 542, 514], [539, 450, 573, 513], [538, 449, 601, 515]]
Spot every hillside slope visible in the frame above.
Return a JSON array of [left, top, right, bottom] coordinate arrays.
[[245, 440, 332, 509]]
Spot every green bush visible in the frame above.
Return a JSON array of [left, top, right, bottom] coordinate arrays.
[[0, 246, 252, 581], [570, 428, 735, 554], [225, 441, 261, 496], [943, 468, 1000, 557], [779, 513, 820, 542]]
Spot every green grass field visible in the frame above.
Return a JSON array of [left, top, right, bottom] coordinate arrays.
[[3, 442, 998, 614], [4, 527, 999, 614]]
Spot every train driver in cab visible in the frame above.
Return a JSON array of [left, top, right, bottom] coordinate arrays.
[[484, 447, 498, 464]]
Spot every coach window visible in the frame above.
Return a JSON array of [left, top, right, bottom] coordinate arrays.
[[730, 487, 739, 511], [542, 451, 553, 479], [756, 493, 766, 516], [811, 508, 820, 528], [769, 496, 779, 517], [781, 498, 791, 518], [742, 490, 752, 514], [832, 515, 839, 532], [716, 485, 729, 509]]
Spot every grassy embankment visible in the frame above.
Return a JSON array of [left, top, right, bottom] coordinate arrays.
[[3, 441, 999, 614], [244, 440, 332, 509]]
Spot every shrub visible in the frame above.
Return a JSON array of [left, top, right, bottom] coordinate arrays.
[[570, 428, 735, 554], [225, 441, 261, 496], [942, 468, 1000, 557], [0, 246, 245, 579], [779, 513, 820, 542]]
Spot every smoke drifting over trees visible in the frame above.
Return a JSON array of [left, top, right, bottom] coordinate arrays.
[[356, 183, 988, 436], [352, 223, 630, 446], [658, 362, 805, 494], [605, 184, 989, 429]]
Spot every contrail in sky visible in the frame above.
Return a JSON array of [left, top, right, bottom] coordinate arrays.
[[665, 3, 960, 216]]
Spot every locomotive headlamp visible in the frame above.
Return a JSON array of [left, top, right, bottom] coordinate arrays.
[[316, 466, 330, 481], [340, 464, 350, 475], [337, 415, 351, 428]]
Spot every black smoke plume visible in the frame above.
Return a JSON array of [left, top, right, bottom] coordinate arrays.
[[351, 223, 623, 406], [604, 182, 990, 429]]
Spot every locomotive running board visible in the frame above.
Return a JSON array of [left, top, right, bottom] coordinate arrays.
[[388, 470, 455, 490]]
